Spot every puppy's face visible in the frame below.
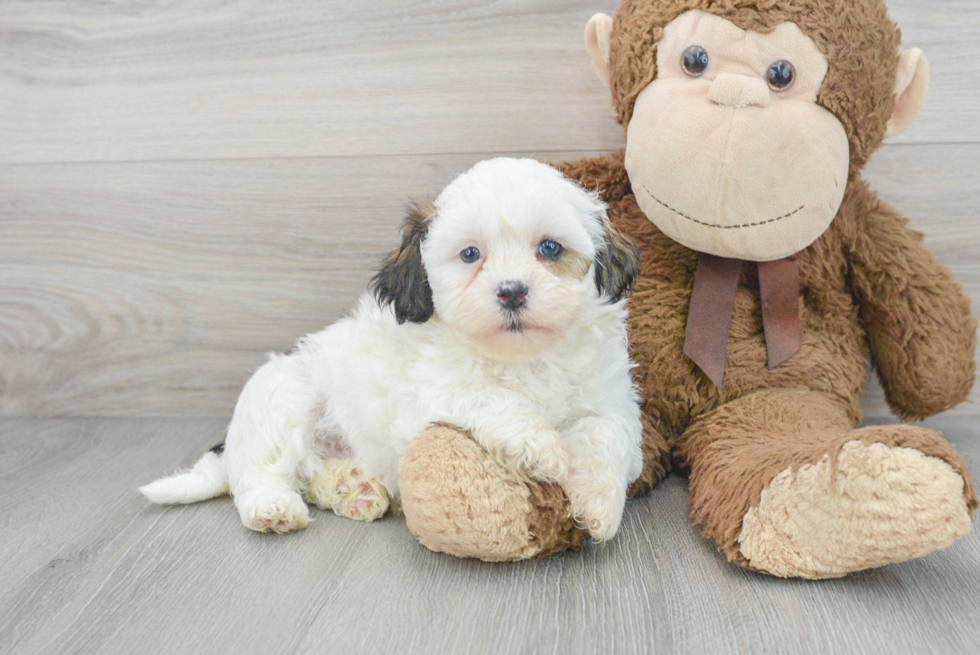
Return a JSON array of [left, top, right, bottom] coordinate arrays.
[[372, 158, 639, 361]]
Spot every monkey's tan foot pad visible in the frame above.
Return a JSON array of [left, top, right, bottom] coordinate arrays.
[[737, 440, 972, 579], [305, 459, 390, 522], [398, 424, 586, 561]]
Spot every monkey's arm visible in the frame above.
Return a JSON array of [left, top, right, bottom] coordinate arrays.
[[845, 182, 976, 420], [555, 151, 631, 203]]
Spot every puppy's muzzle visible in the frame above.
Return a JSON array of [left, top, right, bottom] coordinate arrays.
[[496, 281, 528, 312]]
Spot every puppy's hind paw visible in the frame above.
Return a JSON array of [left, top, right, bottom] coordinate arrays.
[[305, 460, 390, 522], [344, 481, 390, 522], [238, 488, 310, 534]]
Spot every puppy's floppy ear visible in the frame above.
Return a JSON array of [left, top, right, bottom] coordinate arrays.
[[594, 218, 640, 302], [371, 201, 435, 324]]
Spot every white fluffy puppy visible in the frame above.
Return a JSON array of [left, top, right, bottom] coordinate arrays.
[[141, 157, 644, 542]]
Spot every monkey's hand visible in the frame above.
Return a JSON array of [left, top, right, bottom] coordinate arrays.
[[846, 184, 976, 420]]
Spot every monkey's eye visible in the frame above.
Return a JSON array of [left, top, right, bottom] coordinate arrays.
[[766, 60, 796, 91], [538, 239, 563, 261], [681, 46, 709, 77], [460, 246, 481, 263]]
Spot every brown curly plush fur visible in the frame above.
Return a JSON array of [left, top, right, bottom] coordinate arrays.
[[555, 145, 976, 568], [398, 0, 977, 573], [677, 389, 978, 570]]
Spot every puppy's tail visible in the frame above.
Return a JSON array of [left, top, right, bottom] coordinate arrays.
[[139, 445, 229, 505]]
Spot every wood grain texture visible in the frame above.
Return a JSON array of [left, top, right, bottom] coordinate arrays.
[[0, 0, 623, 164], [0, 0, 978, 418], [0, 150, 587, 416], [1, 145, 978, 417], [0, 0, 976, 167], [0, 416, 978, 654]]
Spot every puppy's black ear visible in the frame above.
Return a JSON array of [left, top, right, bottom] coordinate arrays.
[[594, 218, 640, 302], [371, 201, 435, 324]]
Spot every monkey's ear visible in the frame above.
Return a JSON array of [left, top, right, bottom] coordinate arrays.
[[370, 202, 435, 324], [594, 220, 640, 302], [884, 48, 929, 139], [585, 13, 614, 89]]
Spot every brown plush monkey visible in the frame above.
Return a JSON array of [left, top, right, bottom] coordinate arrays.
[[397, 0, 978, 577]]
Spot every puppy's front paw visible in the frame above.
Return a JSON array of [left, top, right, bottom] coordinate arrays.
[[496, 428, 569, 484], [564, 470, 626, 542], [237, 488, 310, 534], [305, 459, 390, 522]]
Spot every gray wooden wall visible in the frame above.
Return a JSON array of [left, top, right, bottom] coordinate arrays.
[[1, 0, 977, 418]]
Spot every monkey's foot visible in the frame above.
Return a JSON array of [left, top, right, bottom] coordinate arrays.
[[737, 428, 974, 579]]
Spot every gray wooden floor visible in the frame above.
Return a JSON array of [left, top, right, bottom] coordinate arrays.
[[0, 416, 978, 655]]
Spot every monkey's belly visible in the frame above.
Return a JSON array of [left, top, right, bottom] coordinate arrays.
[[628, 275, 867, 437]]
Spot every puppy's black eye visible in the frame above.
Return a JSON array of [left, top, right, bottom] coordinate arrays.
[[460, 246, 481, 263], [766, 60, 796, 90], [681, 46, 709, 77], [538, 239, 563, 261]]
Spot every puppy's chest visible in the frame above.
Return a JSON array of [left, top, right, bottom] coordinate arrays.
[[486, 366, 589, 423], [410, 358, 591, 426]]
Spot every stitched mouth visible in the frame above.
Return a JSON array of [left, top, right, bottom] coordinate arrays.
[[640, 184, 804, 230]]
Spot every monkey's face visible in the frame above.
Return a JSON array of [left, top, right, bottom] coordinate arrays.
[[623, 10, 848, 261]]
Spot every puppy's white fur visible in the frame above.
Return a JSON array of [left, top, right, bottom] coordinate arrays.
[[141, 158, 644, 542]]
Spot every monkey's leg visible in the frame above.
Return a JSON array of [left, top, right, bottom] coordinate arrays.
[[398, 425, 584, 561], [398, 422, 669, 561], [398, 421, 667, 561], [678, 389, 977, 579]]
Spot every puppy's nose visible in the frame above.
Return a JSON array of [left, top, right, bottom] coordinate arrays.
[[496, 282, 528, 311]]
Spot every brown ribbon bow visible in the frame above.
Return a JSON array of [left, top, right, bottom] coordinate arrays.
[[683, 253, 801, 388]]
